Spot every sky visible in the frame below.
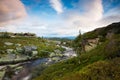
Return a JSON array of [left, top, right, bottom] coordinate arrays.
[[0, 0, 120, 37]]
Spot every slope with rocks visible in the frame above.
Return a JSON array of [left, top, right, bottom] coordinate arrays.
[[34, 22, 120, 80]]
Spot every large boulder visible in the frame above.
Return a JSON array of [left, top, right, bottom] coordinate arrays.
[[23, 45, 38, 56]]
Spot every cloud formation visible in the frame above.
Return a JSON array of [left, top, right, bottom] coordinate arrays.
[[51, 0, 104, 35], [0, 0, 27, 24], [0, 0, 120, 37], [50, 0, 63, 14]]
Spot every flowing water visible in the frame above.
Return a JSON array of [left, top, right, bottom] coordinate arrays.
[[2, 46, 77, 80]]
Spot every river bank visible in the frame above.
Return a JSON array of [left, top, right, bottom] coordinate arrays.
[[1, 46, 77, 80]]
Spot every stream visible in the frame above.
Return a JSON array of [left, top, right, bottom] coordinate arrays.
[[2, 46, 77, 80]]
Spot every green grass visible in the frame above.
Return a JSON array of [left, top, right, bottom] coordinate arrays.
[[33, 35, 120, 80], [61, 58, 120, 80], [0, 37, 61, 58]]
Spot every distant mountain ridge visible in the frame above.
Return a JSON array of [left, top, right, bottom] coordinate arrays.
[[45, 36, 76, 40]]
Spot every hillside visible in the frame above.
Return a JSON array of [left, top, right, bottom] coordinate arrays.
[[0, 35, 65, 62], [33, 22, 120, 80]]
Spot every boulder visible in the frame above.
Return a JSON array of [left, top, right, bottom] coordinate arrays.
[[32, 51, 38, 56], [15, 43, 21, 47], [6, 49, 14, 54], [16, 47, 23, 53], [23, 45, 38, 56], [7, 53, 16, 59], [4, 42, 13, 46], [31, 45, 37, 50], [49, 52, 56, 57], [52, 57, 61, 61], [54, 49, 62, 54]]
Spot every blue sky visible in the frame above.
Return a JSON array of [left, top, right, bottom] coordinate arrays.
[[0, 0, 120, 37]]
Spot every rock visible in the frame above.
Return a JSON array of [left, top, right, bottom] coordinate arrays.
[[56, 45, 60, 47], [63, 42, 66, 45], [6, 49, 14, 54], [23, 45, 38, 56], [32, 51, 38, 56], [54, 49, 61, 54], [49, 52, 56, 57], [24, 46, 31, 52], [16, 47, 23, 53], [4, 42, 13, 46], [56, 53, 63, 57], [15, 43, 21, 47], [52, 57, 61, 62], [31, 46, 37, 50], [8, 53, 16, 59]]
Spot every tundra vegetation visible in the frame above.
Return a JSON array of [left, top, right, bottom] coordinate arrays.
[[34, 22, 120, 80]]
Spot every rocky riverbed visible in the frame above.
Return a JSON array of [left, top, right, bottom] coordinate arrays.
[[1, 46, 77, 80]]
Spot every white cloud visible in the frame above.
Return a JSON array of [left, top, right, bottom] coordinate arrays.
[[50, 0, 63, 14], [1, 0, 120, 37], [60, 0, 103, 32]]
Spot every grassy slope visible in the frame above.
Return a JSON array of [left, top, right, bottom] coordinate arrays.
[[34, 22, 120, 80], [0, 37, 59, 57]]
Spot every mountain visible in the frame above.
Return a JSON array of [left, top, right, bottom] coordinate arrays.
[[45, 36, 76, 41]]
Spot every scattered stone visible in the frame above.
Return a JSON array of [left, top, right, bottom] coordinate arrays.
[[32, 51, 38, 56], [7, 53, 16, 59], [4, 42, 13, 46], [49, 52, 56, 57], [63, 42, 66, 45], [54, 49, 61, 54], [15, 43, 21, 47], [31, 46, 37, 50], [52, 57, 61, 61], [16, 47, 23, 53], [24, 46, 32, 52], [23, 46, 38, 56], [6, 49, 14, 54], [56, 53, 63, 57]]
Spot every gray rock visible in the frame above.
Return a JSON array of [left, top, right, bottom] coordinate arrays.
[[15, 43, 21, 47], [7, 53, 16, 59], [54, 49, 61, 54], [32, 51, 38, 56], [16, 47, 23, 53], [4, 42, 13, 46], [31, 45, 37, 50], [52, 57, 61, 61], [23, 45, 38, 56], [6, 49, 14, 54], [49, 52, 56, 57]]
